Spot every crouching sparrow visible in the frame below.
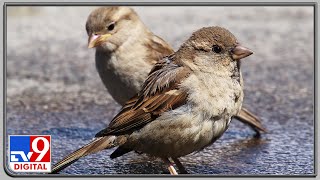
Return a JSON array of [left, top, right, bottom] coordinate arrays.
[[51, 26, 253, 175]]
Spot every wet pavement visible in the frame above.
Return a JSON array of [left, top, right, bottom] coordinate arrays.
[[5, 6, 314, 175]]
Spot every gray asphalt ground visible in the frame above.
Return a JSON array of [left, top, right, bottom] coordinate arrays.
[[6, 6, 314, 175]]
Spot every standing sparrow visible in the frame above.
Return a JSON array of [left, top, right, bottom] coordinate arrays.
[[86, 6, 266, 134], [51, 26, 253, 175]]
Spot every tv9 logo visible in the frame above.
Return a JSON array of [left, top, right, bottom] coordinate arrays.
[[9, 135, 51, 172]]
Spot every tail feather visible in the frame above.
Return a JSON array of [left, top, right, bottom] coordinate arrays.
[[236, 108, 267, 134], [50, 136, 116, 174]]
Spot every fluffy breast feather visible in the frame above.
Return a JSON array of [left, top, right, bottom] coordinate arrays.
[[180, 73, 243, 119]]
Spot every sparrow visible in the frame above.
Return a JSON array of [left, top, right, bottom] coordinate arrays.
[[86, 6, 266, 134], [51, 26, 253, 175]]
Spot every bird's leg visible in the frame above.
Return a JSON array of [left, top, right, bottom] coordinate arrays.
[[162, 158, 178, 175], [171, 157, 188, 174]]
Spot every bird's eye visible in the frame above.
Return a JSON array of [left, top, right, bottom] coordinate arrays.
[[212, 45, 222, 53], [107, 22, 115, 31]]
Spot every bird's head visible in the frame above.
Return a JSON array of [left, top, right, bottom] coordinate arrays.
[[176, 26, 253, 75], [85, 6, 144, 51]]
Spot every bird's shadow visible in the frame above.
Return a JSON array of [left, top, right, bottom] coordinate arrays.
[[110, 136, 268, 175]]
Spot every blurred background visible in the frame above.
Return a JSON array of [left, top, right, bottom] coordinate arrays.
[[6, 6, 314, 175]]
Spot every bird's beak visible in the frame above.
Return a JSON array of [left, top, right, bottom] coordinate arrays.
[[231, 45, 253, 60], [88, 33, 112, 48]]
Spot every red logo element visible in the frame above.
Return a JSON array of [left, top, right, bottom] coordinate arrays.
[[29, 136, 51, 162]]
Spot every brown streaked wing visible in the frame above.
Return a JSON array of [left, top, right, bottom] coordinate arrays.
[[95, 57, 190, 137], [147, 54, 175, 76]]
